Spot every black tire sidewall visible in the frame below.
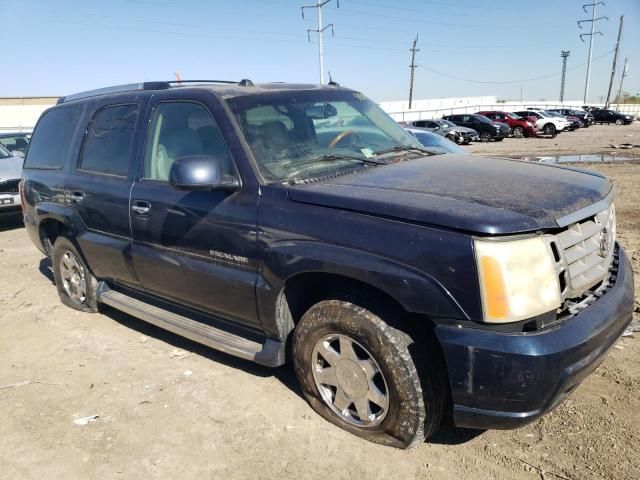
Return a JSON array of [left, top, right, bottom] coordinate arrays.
[[52, 236, 98, 313], [292, 300, 434, 448]]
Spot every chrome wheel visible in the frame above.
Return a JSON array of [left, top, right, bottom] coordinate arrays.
[[59, 250, 87, 304], [512, 126, 524, 138], [311, 333, 389, 427]]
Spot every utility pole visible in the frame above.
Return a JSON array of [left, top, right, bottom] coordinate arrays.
[[560, 51, 570, 102], [301, 0, 339, 84], [408, 34, 419, 109], [616, 58, 629, 109], [578, 1, 608, 103], [605, 15, 624, 108]]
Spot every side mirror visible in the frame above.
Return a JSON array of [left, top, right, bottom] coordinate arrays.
[[169, 155, 239, 192]]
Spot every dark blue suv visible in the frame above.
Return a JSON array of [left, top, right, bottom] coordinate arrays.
[[20, 80, 634, 448]]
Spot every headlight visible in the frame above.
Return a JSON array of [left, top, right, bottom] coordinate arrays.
[[474, 236, 560, 323]]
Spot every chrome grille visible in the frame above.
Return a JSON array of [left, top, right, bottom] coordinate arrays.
[[553, 204, 616, 299]]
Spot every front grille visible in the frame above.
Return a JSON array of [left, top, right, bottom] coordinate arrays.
[[0, 179, 20, 194], [551, 204, 616, 299]]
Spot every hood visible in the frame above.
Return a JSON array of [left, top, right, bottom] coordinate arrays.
[[288, 155, 612, 234], [0, 155, 23, 181]]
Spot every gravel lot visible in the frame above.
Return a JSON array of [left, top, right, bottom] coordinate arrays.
[[1, 126, 639, 479]]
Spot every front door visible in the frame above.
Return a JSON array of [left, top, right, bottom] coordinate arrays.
[[129, 96, 261, 328]]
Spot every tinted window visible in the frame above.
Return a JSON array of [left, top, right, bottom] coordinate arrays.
[[24, 106, 82, 169], [79, 104, 138, 176], [144, 102, 232, 181]]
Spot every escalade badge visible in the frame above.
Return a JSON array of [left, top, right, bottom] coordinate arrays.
[[598, 227, 610, 258]]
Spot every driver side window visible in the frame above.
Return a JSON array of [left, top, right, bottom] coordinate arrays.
[[144, 102, 231, 181]]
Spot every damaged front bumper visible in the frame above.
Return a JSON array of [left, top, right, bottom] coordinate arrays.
[[436, 244, 634, 430]]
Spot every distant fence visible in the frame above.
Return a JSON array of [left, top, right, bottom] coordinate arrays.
[[385, 102, 640, 123]]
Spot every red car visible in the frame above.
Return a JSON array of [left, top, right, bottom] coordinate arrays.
[[477, 111, 538, 138]]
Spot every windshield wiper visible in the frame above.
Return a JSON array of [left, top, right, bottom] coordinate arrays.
[[374, 145, 439, 156], [292, 154, 386, 167]]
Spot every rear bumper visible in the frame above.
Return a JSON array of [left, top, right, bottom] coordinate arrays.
[[436, 245, 634, 430]]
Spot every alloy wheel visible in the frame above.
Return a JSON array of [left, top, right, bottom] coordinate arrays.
[[60, 250, 87, 304], [311, 333, 389, 427]]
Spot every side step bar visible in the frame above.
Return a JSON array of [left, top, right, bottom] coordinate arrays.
[[97, 283, 285, 367]]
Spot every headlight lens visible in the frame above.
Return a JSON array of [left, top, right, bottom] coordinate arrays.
[[475, 236, 561, 323]]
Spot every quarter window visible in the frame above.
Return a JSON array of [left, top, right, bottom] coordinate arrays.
[[144, 102, 231, 181], [24, 106, 82, 169], [80, 104, 138, 176]]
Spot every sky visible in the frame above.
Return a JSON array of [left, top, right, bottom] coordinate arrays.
[[1, 0, 639, 103]]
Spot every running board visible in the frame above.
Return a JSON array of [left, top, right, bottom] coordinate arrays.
[[96, 283, 285, 367]]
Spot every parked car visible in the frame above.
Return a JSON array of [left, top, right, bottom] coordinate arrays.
[[441, 114, 510, 142], [590, 109, 634, 125], [401, 119, 478, 144], [22, 80, 634, 449], [476, 111, 538, 137], [0, 132, 31, 158], [546, 108, 594, 127], [543, 111, 581, 131], [514, 110, 568, 136], [0, 144, 23, 220], [404, 127, 469, 154]]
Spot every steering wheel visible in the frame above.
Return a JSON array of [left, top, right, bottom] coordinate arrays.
[[327, 130, 361, 149]]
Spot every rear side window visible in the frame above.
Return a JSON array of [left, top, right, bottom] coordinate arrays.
[[79, 104, 139, 176], [24, 106, 82, 169]]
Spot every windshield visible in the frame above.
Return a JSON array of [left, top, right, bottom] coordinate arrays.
[[506, 112, 522, 119], [475, 115, 493, 124], [0, 144, 12, 159], [438, 120, 457, 128], [408, 130, 468, 155], [226, 90, 425, 182]]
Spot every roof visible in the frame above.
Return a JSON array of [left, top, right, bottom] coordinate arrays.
[[57, 80, 348, 104]]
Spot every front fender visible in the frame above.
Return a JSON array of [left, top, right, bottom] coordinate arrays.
[[256, 240, 469, 339]]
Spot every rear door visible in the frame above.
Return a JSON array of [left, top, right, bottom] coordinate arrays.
[[129, 92, 261, 328], [66, 101, 143, 285]]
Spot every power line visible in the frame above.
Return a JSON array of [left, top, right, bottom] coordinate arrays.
[[416, 49, 614, 86], [301, 0, 339, 84], [578, 1, 608, 103]]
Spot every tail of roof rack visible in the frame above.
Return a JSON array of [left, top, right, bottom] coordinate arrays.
[[57, 79, 255, 104]]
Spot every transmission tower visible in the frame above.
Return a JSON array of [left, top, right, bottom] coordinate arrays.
[[578, 1, 608, 103], [408, 35, 419, 109], [560, 51, 570, 102], [301, 0, 339, 84]]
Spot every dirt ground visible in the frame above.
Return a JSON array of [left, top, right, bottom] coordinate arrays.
[[466, 121, 640, 158], [1, 139, 639, 479]]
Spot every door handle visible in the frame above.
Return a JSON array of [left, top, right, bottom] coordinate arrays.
[[70, 191, 84, 204], [132, 201, 151, 216]]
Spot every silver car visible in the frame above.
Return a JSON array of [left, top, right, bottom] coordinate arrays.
[[0, 144, 23, 220]]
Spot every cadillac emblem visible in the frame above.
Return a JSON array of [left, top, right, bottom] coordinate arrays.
[[598, 226, 610, 258]]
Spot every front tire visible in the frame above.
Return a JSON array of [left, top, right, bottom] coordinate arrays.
[[292, 300, 445, 449], [52, 236, 98, 313], [512, 126, 524, 138], [479, 131, 492, 142], [543, 123, 556, 136]]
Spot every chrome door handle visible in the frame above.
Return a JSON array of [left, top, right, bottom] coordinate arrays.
[[131, 201, 151, 215]]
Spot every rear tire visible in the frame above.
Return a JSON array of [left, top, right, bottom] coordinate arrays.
[[615, 119, 624, 125], [292, 300, 445, 449], [52, 236, 98, 313]]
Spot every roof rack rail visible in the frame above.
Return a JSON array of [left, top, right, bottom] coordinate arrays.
[[169, 79, 255, 87], [57, 78, 256, 104], [57, 82, 171, 104]]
